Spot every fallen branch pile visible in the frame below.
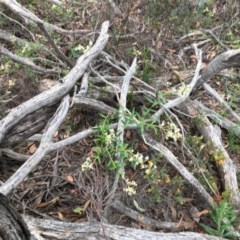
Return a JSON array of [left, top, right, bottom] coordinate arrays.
[[0, 1, 240, 239]]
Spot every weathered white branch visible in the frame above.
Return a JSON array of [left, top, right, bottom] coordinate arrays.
[[203, 82, 240, 122], [111, 200, 190, 231], [0, 45, 59, 74], [195, 100, 240, 138], [104, 58, 137, 219], [0, 21, 109, 144], [195, 101, 239, 205], [44, 0, 63, 6], [152, 45, 202, 121], [0, 95, 70, 195], [23, 215, 226, 240], [142, 133, 214, 208], [0, 148, 29, 161], [73, 97, 116, 114], [117, 57, 137, 143], [0, 0, 90, 35], [179, 100, 240, 206], [196, 49, 240, 88], [0, 29, 30, 46], [77, 71, 90, 96]]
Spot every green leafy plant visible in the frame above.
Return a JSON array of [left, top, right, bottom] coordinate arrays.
[[17, 43, 42, 58], [91, 116, 125, 171], [201, 201, 237, 239], [90, 110, 158, 171], [69, 41, 93, 59], [81, 108, 161, 196]]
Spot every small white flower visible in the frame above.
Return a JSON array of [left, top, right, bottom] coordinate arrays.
[[105, 129, 115, 146], [161, 121, 182, 142], [177, 84, 189, 96], [123, 178, 137, 196], [129, 152, 145, 168], [123, 186, 136, 196], [81, 157, 94, 171], [83, 40, 93, 53]]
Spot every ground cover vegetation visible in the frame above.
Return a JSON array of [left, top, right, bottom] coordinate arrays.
[[0, 0, 240, 239]]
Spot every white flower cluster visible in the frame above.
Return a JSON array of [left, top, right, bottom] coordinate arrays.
[[132, 42, 142, 56], [75, 40, 93, 54], [144, 160, 157, 176], [160, 121, 182, 142], [105, 129, 115, 146], [129, 152, 148, 169], [123, 177, 137, 196], [8, 79, 15, 87], [81, 157, 94, 171], [128, 152, 157, 176], [177, 83, 189, 96]]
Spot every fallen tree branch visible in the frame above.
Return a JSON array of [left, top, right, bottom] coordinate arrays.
[[0, 45, 59, 75], [0, 21, 109, 144], [44, 0, 63, 6], [196, 49, 240, 88], [0, 29, 33, 46], [0, 0, 91, 35], [23, 215, 227, 240], [152, 44, 202, 121], [111, 200, 191, 231], [203, 83, 240, 122], [179, 100, 240, 206], [195, 100, 240, 138], [0, 193, 31, 240], [0, 148, 29, 162], [1, 105, 57, 147], [0, 95, 70, 195], [73, 96, 117, 114], [142, 132, 215, 208]]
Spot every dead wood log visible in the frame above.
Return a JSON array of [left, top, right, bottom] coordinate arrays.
[[23, 215, 228, 240], [196, 49, 240, 88], [111, 200, 189, 231], [0, 21, 109, 146], [1, 105, 57, 148], [142, 132, 214, 208], [0, 193, 31, 240], [179, 99, 240, 206], [0, 95, 70, 195]]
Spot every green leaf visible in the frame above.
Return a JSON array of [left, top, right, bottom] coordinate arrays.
[[200, 223, 218, 235], [73, 207, 85, 215], [107, 161, 121, 171]]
